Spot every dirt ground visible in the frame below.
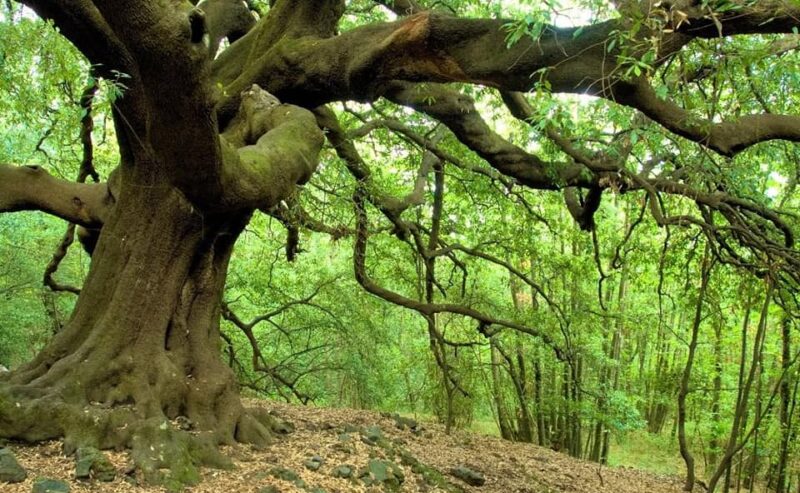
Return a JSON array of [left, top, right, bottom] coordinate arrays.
[[2, 398, 686, 492]]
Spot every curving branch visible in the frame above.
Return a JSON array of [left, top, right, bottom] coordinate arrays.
[[0, 164, 111, 227], [44, 74, 102, 295], [385, 83, 591, 188], [353, 186, 564, 357], [612, 77, 800, 156], [313, 106, 432, 232], [500, 88, 800, 282], [222, 279, 340, 403], [21, 0, 134, 80], [219, 85, 324, 211]]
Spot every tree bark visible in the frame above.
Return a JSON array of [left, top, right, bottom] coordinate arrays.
[[0, 171, 284, 485], [678, 246, 713, 491], [775, 314, 792, 493]]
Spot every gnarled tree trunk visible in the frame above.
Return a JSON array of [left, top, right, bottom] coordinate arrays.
[[0, 167, 284, 486], [0, 2, 323, 485]]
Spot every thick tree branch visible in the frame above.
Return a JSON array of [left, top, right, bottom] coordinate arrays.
[[210, 6, 800, 160], [384, 83, 592, 188], [670, 1, 800, 38], [21, 0, 134, 80], [613, 78, 800, 156], [214, 6, 800, 105], [219, 86, 324, 211], [0, 164, 111, 227]]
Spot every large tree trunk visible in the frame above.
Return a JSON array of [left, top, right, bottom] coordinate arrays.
[[0, 2, 321, 483], [0, 169, 276, 486]]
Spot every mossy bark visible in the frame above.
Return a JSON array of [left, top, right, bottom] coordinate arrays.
[[0, 168, 273, 488]]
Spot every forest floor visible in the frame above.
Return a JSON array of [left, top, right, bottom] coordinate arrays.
[[2, 398, 687, 493]]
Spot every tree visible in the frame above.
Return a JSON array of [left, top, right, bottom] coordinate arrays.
[[1, 0, 800, 488]]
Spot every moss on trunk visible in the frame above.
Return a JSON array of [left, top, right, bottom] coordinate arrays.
[[0, 176, 275, 489]]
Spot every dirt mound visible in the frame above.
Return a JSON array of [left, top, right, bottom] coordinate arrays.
[[1, 398, 684, 492]]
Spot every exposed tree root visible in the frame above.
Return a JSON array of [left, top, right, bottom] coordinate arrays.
[[0, 381, 284, 490]]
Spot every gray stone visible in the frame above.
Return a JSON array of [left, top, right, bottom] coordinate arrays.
[[450, 466, 485, 486], [271, 419, 295, 435], [0, 448, 27, 483], [32, 478, 71, 493], [331, 442, 354, 454], [268, 467, 305, 488], [304, 456, 324, 471], [363, 425, 383, 441], [75, 447, 116, 482], [388, 413, 419, 431], [361, 425, 385, 446], [331, 465, 354, 479], [269, 466, 300, 482], [359, 459, 404, 490]]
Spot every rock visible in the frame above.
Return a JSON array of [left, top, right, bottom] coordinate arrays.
[[269, 466, 299, 482], [0, 364, 8, 373], [32, 478, 71, 493], [361, 425, 384, 446], [359, 459, 404, 490], [389, 413, 419, 431], [271, 419, 295, 435], [174, 416, 193, 431], [331, 465, 354, 479], [398, 451, 419, 467], [304, 456, 324, 471], [0, 448, 27, 483], [75, 447, 116, 482], [450, 466, 485, 486], [331, 442, 354, 454], [408, 459, 464, 493], [268, 467, 305, 488]]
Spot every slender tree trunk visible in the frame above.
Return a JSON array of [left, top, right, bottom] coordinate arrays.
[[515, 343, 535, 442], [775, 314, 792, 493], [570, 357, 583, 458], [709, 318, 723, 467], [725, 289, 753, 493], [707, 281, 771, 493], [491, 340, 516, 440], [678, 247, 713, 491], [534, 353, 548, 446]]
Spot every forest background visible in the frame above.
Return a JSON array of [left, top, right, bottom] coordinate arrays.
[[1, 0, 799, 492]]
